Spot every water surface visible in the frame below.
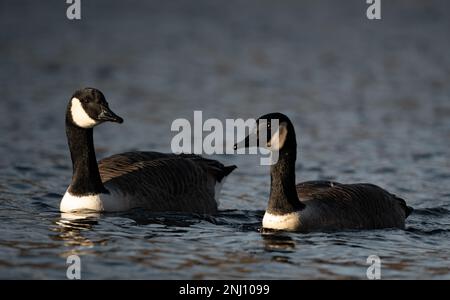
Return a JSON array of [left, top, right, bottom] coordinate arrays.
[[1, 0, 449, 279]]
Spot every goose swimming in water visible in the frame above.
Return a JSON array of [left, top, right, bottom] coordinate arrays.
[[60, 87, 236, 213], [234, 112, 413, 232]]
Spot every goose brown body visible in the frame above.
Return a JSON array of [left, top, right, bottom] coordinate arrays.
[[98, 152, 235, 214], [236, 112, 413, 232], [60, 88, 236, 214], [295, 181, 412, 232]]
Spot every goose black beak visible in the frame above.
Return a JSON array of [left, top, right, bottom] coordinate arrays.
[[98, 107, 124, 124]]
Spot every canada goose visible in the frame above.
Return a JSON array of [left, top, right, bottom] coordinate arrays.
[[60, 87, 236, 214], [234, 112, 412, 232]]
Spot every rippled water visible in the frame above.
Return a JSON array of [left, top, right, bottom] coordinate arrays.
[[1, 1, 450, 279]]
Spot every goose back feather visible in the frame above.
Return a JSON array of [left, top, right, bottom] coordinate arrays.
[[296, 181, 413, 231], [98, 152, 236, 214]]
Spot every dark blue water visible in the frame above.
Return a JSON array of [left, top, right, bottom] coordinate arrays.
[[1, 0, 449, 279]]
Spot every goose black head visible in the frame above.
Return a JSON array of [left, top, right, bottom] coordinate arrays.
[[67, 87, 123, 129], [234, 112, 296, 152]]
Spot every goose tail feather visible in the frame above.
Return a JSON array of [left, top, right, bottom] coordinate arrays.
[[394, 195, 413, 218], [213, 165, 237, 182], [222, 165, 237, 178]]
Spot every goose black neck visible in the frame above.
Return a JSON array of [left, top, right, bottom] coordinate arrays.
[[66, 119, 106, 196], [268, 141, 305, 214]]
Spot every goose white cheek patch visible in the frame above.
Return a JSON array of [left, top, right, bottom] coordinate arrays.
[[255, 119, 285, 166], [267, 122, 287, 151], [71, 97, 98, 128]]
